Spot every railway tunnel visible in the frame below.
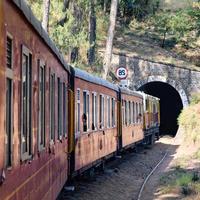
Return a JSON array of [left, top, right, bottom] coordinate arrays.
[[138, 81, 183, 137]]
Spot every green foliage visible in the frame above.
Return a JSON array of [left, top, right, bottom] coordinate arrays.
[[160, 168, 200, 196], [176, 174, 193, 187], [190, 93, 200, 105], [26, 0, 109, 69], [178, 93, 200, 144], [150, 9, 196, 47], [119, 0, 160, 21]]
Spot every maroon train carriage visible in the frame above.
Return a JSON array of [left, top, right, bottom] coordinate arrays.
[[0, 0, 70, 199], [120, 88, 144, 149], [68, 68, 119, 176]]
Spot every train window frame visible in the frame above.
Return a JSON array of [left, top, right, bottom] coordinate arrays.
[[6, 33, 13, 69], [21, 45, 32, 162], [76, 88, 81, 134], [140, 103, 143, 124], [129, 101, 131, 125], [83, 90, 90, 133], [58, 78, 63, 140], [136, 102, 138, 124], [99, 94, 105, 129], [5, 33, 14, 168], [38, 60, 46, 151], [132, 102, 135, 124], [49, 71, 55, 144], [111, 98, 115, 128], [92, 92, 98, 131], [122, 100, 125, 126], [107, 96, 111, 128], [125, 100, 128, 126], [63, 83, 68, 138]]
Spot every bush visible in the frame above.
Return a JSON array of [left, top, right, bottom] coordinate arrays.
[[178, 93, 200, 144]]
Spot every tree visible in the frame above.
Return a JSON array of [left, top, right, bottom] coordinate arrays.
[[103, 0, 118, 79], [88, 0, 96, 65], [42, 0, 50, 32]]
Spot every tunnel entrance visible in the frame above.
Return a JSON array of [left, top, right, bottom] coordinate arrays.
[[138, 81, 183, 137]]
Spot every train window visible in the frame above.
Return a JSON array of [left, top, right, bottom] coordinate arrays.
[[58, 79, 63, 139], [132, 102, 135, 124], [6, 35, 13, 69], [38, 61, 45, 150], [111, 98, 115, 127], [83, 91, 89, 132], [21, 46, 32, 160], [63, 83, 67, 137], [107, 97, 111, 128], [50, 73, 55, 142], [99, 94, 104, 129], [129, 101, 131, 125], [95, 94, 98, 129], [122, 100, 125, 125], [139, 103, 142, 123], [6, 78, 13, 167], [136, 103, 138, 123], [76, 89, 80, 133], [92, 93, 97, 130], [87, 93, 90, 131], [6, 33, 14, 167], [145, 99, 149, 112], [125, 101, 127, 125]]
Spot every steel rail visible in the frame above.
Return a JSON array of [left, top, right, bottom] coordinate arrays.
[[137, 150, 168, 200]]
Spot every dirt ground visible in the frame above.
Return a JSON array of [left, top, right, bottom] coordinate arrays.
[[141, 131, 200, 200], [58, 136, 176, 200]]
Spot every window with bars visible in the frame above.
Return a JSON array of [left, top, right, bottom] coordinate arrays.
[[6, 36, 12, 69], [38, 61, 45, 150], [21, 46, 32, 161]]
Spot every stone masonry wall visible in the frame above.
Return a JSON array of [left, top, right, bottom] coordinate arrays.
[[111, 54, 200, 107]]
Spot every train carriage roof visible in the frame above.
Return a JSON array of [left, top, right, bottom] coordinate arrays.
[[120, 87, 143, 98], [11, 0, 70, 73], [73, 68, 119, 92]]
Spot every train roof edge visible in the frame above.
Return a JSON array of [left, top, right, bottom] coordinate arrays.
[[120, 87, 143, 98], [137, 91, 160, 101], [72, 67, 119, 92], [11, 0, 71, 73]]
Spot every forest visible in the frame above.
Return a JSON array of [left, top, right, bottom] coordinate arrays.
[[26, 0, 200, 78]]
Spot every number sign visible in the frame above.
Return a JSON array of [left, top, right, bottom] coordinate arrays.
[[116, 67, 128, 80]]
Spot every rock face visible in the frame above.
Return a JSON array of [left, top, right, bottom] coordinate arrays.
[[111, 54, 200, 107]]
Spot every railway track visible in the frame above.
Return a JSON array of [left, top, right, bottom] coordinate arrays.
[[137, 150, 168, 200], [58, 137, 173, 200]]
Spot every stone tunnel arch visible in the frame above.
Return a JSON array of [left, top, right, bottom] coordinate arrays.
[[134, 76, 189, 136]]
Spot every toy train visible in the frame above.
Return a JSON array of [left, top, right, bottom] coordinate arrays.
[[0, 0, 160, 199]]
